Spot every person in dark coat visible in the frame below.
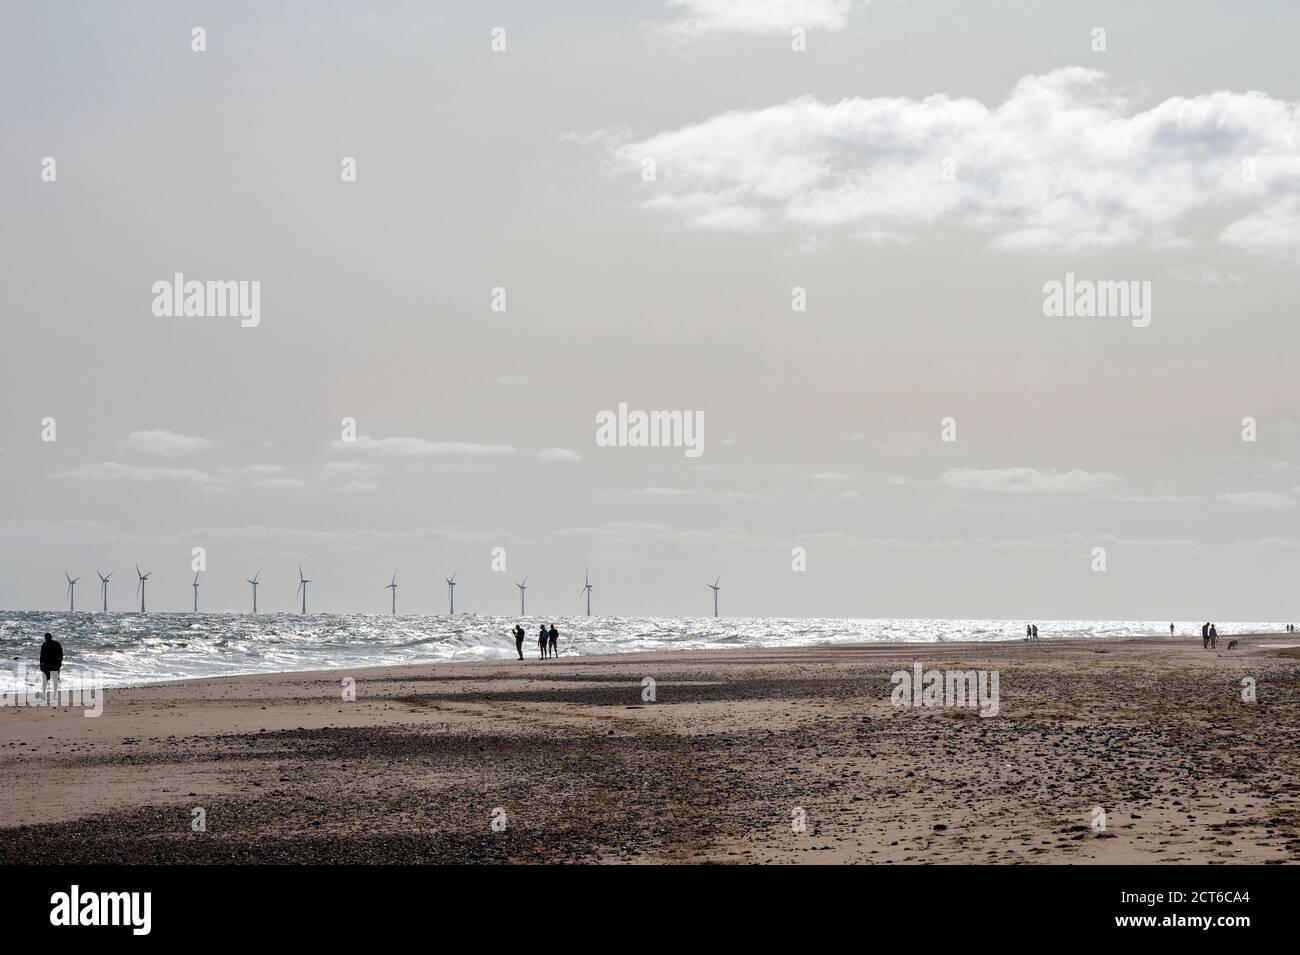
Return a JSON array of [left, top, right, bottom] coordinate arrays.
[[547, 624, 559, 658], [513, 625, 526, 660], [39, 632, 63, 700], [539, 624, 549, 660]]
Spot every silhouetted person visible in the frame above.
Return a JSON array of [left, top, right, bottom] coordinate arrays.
[[1031, 624, 1039, 642], [1202, 622, 1210, 648], [39, 632, 63, 701], [1170, 623, 1175, 636], [548, 624, 558, 658], [513, 625, 525, 660], [1209, 624, 1217, 649], [1026, 624, 1032, 641], [539, 625, 549, 660]]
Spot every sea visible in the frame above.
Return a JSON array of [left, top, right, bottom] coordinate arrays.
[[0, 611, 1289, 692]]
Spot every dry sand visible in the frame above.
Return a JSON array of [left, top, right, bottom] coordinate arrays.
[[2, 635, 1297, 864]]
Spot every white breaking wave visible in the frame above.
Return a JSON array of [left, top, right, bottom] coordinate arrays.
[[0, 612, 1285, 691]]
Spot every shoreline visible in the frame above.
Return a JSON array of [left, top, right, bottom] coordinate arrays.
[[7, 624, 1290, 694], [3, 634, 1297, 863]]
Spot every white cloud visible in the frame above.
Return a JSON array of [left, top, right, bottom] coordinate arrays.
[[333, 481, 381, 494], [809, 471, 850, 482], [1170, 266, 1245, 285], [330, 435, 516, 457], [119, 429, 216, 457], [665, 0, 863, 38], [885, 476, 908, 486], [837, 489, 860, 500], [630, 486, 694, 497], [55, 462, 220, 486], [320, 460, 380, 475], [593, 69, 1300, 252], [248, 477, 311, 489], [219, 464, 287, 478], [1104, 493, 1201, 503], [58, 460, 309, 490], [941, 467, 1122, 493], [536, 447, 582, 462], [1218, 491, 1297, 507]]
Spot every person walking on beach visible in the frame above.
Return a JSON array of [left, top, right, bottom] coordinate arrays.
[[1170, 623, 1175, 636], [547, 623, 558, 658], [1209, 624, 1218, 649], [39, 632, 63, 702], [1026, 624, 1032, 642], [539, 624, 549, 660], [513, 625, 526, 660], [1031, 624, 1039, 642], [1202, 622, 1210, 648]]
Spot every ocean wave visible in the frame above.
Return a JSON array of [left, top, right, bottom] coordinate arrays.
[[0, 612, 1286, 691]]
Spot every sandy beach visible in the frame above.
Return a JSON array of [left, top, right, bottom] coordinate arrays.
[[2, 635, 1297, 864]]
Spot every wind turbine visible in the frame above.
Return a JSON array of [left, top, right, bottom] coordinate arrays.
[[580, 570, 593, 616], [135, 565, 151, 613], [192, 572, 201, 612], [96, 570, 112, 612], [708, 576, 721, 618], [516, 577, 527, 616], [64, 571, 80, 612], [386, 571, 398, 615], [247, 570, 261, 614], [445, 572, 457, 615], [296, 565, 311, 614]]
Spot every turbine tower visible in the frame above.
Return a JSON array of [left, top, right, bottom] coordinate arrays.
[[64, 571, 80, 612], [296, 565, 311, 614], [386, 571, 398, 615], [516, 577, 527, 616], [96, 570, 112, 612], [580, 570, 593, 616], [135, 565, 151, 613], [247, 570, 261, 614], [445, 572, 457, 615], [708, 576, 721, 618], [192, 572, 201, 612]]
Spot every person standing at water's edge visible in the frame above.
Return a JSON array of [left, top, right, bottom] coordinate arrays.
[[1209, 624, 1217, 649], [548, 624, 558, 658], [40, 632, 63, 702], [539, 625, 549, 660], [1031, 624, 1038, 642], [513, 625, 525, 661], [1202, 622, 1209, 648]]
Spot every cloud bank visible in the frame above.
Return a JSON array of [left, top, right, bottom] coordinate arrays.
[[595, 69, 1300, 251]]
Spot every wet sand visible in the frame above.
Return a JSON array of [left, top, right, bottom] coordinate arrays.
[[2, 635, 1297, 864]]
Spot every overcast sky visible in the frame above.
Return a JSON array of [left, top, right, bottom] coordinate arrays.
[[2, 0, 1298, 618]]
